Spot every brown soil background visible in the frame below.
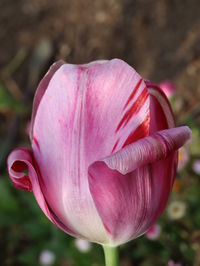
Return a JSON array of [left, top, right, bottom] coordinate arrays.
[[0, 0, 200, 144]]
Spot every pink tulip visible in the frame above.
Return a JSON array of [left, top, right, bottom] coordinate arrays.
[[7, 59, 191, 246]]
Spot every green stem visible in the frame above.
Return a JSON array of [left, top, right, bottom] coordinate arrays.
[[102, 245, 119, 266]]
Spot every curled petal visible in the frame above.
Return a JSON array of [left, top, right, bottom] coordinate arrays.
[[7, 148, 80, 238], [93, 126, 191, 175]]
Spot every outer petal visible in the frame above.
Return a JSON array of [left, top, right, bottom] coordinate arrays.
[[7, 148, 80, 238], [88, 126, 191, 245], [32, 59, 150, 243]]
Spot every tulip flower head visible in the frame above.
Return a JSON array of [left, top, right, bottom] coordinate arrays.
[[7, 59, 191, 246]]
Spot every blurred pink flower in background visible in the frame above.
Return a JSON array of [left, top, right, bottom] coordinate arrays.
[[7, 59, 191, 246], [159, 81, 176, 99], [167, 260, 182, 266], [178, 146, 189, 171], [145, 223, 161, 240], [192, 159, 200, 175]]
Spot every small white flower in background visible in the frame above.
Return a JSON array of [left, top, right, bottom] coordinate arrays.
[[167, 201, 186, 220], [178, 147, 189, 171], [145, 224, 161, 240], [167, 259, 182, 266], [75, 239, 91, 253], [39, 250, 55, 266], [192, 159, 200, 175]]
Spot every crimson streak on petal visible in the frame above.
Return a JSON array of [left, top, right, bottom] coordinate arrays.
[[123, 78, 143, 110], [116, 88, 148, 132], [122, 113, 150, 147]]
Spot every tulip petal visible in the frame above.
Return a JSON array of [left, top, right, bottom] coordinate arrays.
[[32, 59, 150, 243], [88, 126, 191, 245], [7, 148, 80, 238], [30, 59, 107, 139], [146, 81, 175, 130], [147, 82, 178, 219], [85, 59, 150, 156], [30, 60, 65, 138]]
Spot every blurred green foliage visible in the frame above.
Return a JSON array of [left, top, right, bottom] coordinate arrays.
[[0, 84, 24, 113]]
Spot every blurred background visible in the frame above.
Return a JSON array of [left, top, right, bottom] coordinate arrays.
[[0, 0, 200, 265]]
